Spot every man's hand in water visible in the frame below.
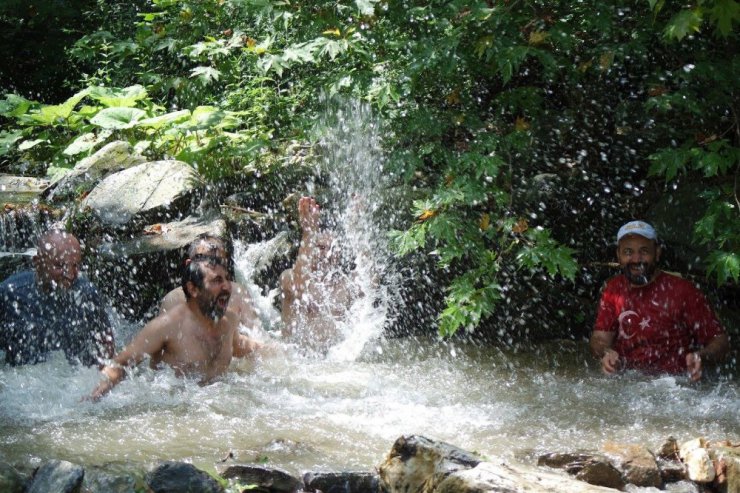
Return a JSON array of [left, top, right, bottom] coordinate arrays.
[[686, 352, 702, 382], [601, 349, 621, 374]]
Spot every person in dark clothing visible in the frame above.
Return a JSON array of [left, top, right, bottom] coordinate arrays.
[[0, 229, 114, 367]]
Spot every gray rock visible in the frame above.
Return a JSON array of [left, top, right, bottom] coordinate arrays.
[[377, 435, 481, 493], [575, 461, 625, 490], [0, 174, 49, 204], [657, 458, 686, 484], [603, 442, 662, 489], [146, 461, 224, 493], [436, 460, 619, 493], [217, 464, 301, 493], [98, 216, 228, 257], [27, 459, 84, 493], [45, 141, 146, 201], [537, 452, 600, 469], [81, 160, 202, 228], [0, 461, 26, 493], [83, 468, 139, 493], [379, 436, 621, 493], [303, 471, 379, 493], [708, 443, 740, 493]]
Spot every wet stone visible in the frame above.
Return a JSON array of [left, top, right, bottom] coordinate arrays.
[[657, 437, 681, 460], [218, 464, 301, 493], [602, 442, 662, 489], [147, 461, 224, 493], [657, 458, 687, 483], [27, 459, 84, 493], [0, 461, 27, 493], [83, 467, 140, 493], [574, 460, 626, 490], [303, 471, 379, 493], [537, 452, 599, 470], [378, 435, 482, 493]]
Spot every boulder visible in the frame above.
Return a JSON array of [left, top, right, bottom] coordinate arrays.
[[83, 467, 139, 493], [0, 174, 49, 204], [435, 460, 619, 493], [379, 436, 618, 493], [0, 461, 26, 493], [45, 141, 146, 202], [303, 471, 379, 493], [377, 435, 481, 493], [657, 458, 687, 483], [27, 459, 84, 493], [574, 461, 626, 490], [708, 442, 740, 493], [217, 464, 301, 493], [683, 448, 715, 483], [602, 442, 662, 488], [146, 461, 224, 493], [81, 159, 202, 230], [537, 452, 604, 470]]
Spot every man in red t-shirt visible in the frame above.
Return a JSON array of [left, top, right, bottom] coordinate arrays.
[[590, 221, 729, 381]]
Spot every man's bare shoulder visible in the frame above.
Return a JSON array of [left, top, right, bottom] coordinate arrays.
[[160, 287, 186, 313]]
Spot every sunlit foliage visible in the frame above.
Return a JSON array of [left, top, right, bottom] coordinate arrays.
[[0, 0, 737, 336]]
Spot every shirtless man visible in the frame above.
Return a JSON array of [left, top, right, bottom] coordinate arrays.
[[90, 258, 260, 400], [160, 234, 262, 335], [279, 196, 359, 351]]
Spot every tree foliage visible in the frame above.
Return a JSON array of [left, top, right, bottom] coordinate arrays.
[[1, 0, 737, 337]]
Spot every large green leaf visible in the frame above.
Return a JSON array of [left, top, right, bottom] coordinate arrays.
[[21, 88, 91, 125], [90, 107, 147, 129], [88, 85, 148, 108], [0, 94, 34, 118], [0, 130, 24, 156], [136, 110, 191, 129]]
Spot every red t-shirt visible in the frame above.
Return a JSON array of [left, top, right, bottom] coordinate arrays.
[[593, 271, 725, 374]]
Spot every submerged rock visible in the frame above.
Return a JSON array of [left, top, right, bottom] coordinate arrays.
[[303, 471, 379, 493], [146, 461, 224, 493], [27, 459, 84, 493], [0, 461, 26, 493], [217, 464, 301, 493]]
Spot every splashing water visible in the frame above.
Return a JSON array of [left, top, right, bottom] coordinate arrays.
[[0, 101, 737, 483]]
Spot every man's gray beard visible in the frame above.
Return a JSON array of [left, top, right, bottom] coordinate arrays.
[[623, 262, 656, 286], [198, 298, 226, 321]]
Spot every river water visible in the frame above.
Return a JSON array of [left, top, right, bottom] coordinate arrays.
[[0, 333, 737, 478]]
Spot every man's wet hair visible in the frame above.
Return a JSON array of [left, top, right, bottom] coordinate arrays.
[[185, 233, 235, 278], [182, 257, 226, 299]]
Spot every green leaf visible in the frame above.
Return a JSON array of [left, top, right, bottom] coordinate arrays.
[[18, 139, 47, 151], [136, 110, 191, 129], [664, 9, 703, 41], [90, 107, 147, 129], [0, 130, 24, 156], [706, 251, 740, 284], [88, 85, 148, 108], [0, 94, 34, 118], [708, 0, 740, 36], [22, 88, 91, 125], [62, 131, 113, 156], [190, 66, 222, 84], [356, 0, 378, 16], [648, 148, 690, 181]]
